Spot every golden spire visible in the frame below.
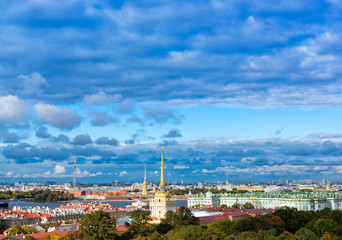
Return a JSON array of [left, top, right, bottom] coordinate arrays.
[[142, 161, 148, 195], [159, 146, 165, 190]]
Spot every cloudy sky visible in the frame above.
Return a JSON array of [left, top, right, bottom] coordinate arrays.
[[1, 0, 342, 183]]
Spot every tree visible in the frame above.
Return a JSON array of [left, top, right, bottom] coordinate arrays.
[[164, 206, 199, 226], [235, 231, 260, 240], [24, 236, 35, 240], [80, 210, 117, 240], [295, 227, 318, 240], [6, 225, 24, 235], [276, 231, 296, 240], [128, 209, 151, 237], [208, 220, 234, 237], [0, 222, 4, 234], [269, 215, 286, 233], [166, 225, 220, 240], [231, 203, 242, 209], [243, 202, 255, 209], [314, 219, 338, 236], [288, 211, 314, 233], [320, 232, 332, 240]]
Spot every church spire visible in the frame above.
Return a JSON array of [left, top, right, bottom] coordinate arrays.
[[142, 161, 148, 195], [159, 146, 165, 190]]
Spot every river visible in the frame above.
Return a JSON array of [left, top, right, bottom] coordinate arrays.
[[7, 199, 187, 209]]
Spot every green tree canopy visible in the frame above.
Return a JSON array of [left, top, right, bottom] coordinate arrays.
[[80, 210, 117, 240], [208, 220, 234, 237], [128, 209, 151, 237], [314, 219, 338, 236], [164, 206, 199, 226], [276, 231, 297, 240], [166, 225, 220, 240], [243, 202, 255, 209], [295, 227, 318, 240]]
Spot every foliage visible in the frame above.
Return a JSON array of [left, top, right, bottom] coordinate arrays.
[[314, 219, 339, 236], [164, 206, 199, 226], [320, 232, 332, 240], [269, 215, 286, 233], [5, 225, 37, 235], [24, 237, 36, 240], [0, 222, 4, 234], [276, 231, 297, 240], [80, 210, 117, 240], [166, 225, 221, 240], [231, 203, 242, 209], [74, 205, 342, 239], [243, 202, 255, 209], [128, 209, 151, 237], [0, 189, 74, 201], [295, 227, 318, 240], [208, 220, 234, 237]]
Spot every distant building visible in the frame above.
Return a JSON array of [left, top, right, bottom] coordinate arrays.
[[188, 191, 342, 211]]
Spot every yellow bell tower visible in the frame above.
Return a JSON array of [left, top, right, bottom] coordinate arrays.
[[149, 147, 176, 220]]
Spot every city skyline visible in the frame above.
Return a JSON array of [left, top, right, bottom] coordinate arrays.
[[1, 0, 342, 182]]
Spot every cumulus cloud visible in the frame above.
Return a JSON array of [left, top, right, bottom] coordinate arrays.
[[88, 111, 119, 126], [163, 129, 182, 138], [116, 100, 135, 113], [35, 125, 51, 139], [53, 165, 66, 175], [95, 137, 118, 146], [0, 95, 28, 123], [52, 134, 70, 142], [73, 134, 93, 145], [127, 115, 144, 125], [34, 103, 81, 130], [0, 0, 341, 108], [19, 72, 48, 97], [83, 92, 121, 105], [119, 171, 128, 177], [144, 107, 183, 124], [308, 133, 342, 139], [174, 165, 189, 169], [0, 128, 20, 143], [159, 140, 178, 146]]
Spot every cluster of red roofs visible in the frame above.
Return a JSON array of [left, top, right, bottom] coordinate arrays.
[[56, 202, 124, 213]]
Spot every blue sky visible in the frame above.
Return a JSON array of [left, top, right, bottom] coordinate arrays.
[[1, 0, 342, 183]]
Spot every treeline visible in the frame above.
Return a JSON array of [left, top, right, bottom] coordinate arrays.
[[4, 206, 342, 239], [90, 207, 342, 240], [0, 189, 74, 201]]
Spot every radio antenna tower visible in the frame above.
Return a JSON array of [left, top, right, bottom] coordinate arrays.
[[73, 153, 76, 189]]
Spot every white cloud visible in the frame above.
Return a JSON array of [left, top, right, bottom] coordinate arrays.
[[5, 171, 14, 177], [90, 172, 103, 177], [0, 95, 28, 122], [174, 165, 189, 169], [54, 165, 66, 175], [313, 166, 329, 171], [119, 171, 128, 177], [34, 103, 81, 129]]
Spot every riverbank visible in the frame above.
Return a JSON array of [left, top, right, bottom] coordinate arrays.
[[6, 199, 188, 209]]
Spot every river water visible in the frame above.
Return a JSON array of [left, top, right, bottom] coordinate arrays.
[[7, 200, 187, 209]]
